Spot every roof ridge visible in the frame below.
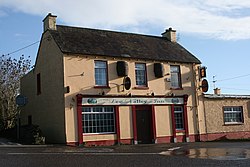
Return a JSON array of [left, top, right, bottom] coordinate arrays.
[[56, 25, 164, 39]]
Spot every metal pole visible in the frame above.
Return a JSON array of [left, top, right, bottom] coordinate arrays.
[[17, 108, 20, 141]]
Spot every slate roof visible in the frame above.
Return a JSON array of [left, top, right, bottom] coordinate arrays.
[[49, 25, 201, 64], [204, 94, 250, 99]]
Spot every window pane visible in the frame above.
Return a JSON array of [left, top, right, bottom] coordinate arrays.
[[82, 106, 115, 134], [82, 107, 91, 113], [174, 106, 184, 130], [135, 63, 147, 86], [224, 106, 243, 123], [170, 66, 181, 88], [93, 107, 102, 113], [95, 61, 107, 86]]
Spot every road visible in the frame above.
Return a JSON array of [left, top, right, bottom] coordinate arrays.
[[0, 142, 250, 167]]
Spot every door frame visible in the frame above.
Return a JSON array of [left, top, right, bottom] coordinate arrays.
[[171, 104, 189, 143], [132, 105, 156, 144]]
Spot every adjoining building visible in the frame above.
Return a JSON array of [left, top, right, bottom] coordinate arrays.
[[200, 88, 250, 141], [20, 13, 250, 146]]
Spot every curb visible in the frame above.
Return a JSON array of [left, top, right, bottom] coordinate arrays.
[[0, 144, 54, 148]]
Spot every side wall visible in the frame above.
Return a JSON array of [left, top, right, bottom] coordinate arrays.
[[201, 98, 250, 141], [20, 32, 66, 143]]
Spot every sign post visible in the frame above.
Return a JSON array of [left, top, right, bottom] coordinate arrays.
[[15, 95, 28, 140]]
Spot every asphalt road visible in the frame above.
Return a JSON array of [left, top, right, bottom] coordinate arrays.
[[0, 142, 250, 167]]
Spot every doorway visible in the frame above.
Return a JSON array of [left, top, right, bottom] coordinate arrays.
[[135, 106, 153, 144]]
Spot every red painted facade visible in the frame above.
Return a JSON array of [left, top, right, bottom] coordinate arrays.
[[75, 94, 197, 146]]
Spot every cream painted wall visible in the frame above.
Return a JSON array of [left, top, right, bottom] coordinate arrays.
[[197, 95, 208, 135], [63, 55, 199, 96], [83, 134, 116, 142], [119, 106, 133, 139], [155, 106, 172, 136], [63, 55, 201, 142]]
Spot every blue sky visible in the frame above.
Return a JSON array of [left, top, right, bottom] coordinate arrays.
[[1, 0, 250, 94]]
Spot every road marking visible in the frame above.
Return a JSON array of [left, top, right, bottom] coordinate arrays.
[[159, 147, 181, 156], [167, 147, 181, 151]]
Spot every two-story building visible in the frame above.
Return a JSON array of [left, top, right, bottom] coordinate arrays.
[[21, 13, 206, 146]]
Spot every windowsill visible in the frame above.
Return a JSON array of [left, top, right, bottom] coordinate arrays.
[[83, 132, 116, 136], [224, 122, 244, 126], [133, 86, 149, 90], [94, 86, 110, 89], [170, 88, 183, 90], [176, 129, 185, 133]]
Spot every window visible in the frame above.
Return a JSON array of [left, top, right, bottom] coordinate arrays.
[[135, 63, 147, 87], [37, 73, 41, 95], [224, 106, 243, 124], [28, 115, 32, 125], [170, 65, 181, 88], [82, 106, 115, 134], [95, 61, 108, 86], [174, 106, 184, 130]]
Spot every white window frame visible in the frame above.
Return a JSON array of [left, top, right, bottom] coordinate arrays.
[[135, 63, 147, 87], [94, 61, 108, 86], [170, 65, 181, 89], [174, 106, 184, 130], [223, 106, 243, 124], [82, 106, 115, 134]]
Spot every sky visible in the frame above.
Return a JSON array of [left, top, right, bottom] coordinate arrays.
[[0, 0, 250, 94]]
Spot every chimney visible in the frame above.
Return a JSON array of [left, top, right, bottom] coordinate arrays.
[[43, 13, 57, 32], [214, 88, 221, 95], [161, 27, 176, 42]]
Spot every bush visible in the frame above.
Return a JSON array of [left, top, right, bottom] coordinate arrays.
[[0, 124, 45, 145], [20, 124, 45, 145]]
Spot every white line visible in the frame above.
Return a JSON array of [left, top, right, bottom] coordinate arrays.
[[167, 147, 181, 151]]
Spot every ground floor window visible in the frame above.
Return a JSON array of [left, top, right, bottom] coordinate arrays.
[[174, 106, 184, 130], [224, 106, 243, 124], [82, 106, 115, 134]]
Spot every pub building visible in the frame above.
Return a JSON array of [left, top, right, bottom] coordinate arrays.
[[20, 13, 205, 146]]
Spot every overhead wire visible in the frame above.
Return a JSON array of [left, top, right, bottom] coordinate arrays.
[[2, 40, 40, 56], [216, 73, 250, 82], [220, 87, 250, 91]]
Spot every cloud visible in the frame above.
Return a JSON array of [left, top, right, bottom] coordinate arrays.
[[0, 0, 250, 40], [0, 9, 7, 17]]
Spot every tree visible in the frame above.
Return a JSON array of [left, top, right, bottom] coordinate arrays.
[[0, 54, 31, 131]]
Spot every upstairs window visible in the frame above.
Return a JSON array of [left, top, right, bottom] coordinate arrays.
[[170, 65, 181, 89], [224, 106, 243, 124], [95, 61, 108, 86], [135, 63, 147, 87]]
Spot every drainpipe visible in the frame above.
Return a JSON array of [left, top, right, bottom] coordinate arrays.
[[192, 64, 201, 141]]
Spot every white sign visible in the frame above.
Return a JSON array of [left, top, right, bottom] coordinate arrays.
[[82, 97, 183, 105]]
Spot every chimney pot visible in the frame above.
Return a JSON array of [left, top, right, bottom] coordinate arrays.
[[214, 88, 221, 95], [43, 13, 57, 32], [161, 27, 176, 42]]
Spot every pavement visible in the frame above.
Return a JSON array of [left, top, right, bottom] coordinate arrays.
[[0, 137, 21, 145]]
